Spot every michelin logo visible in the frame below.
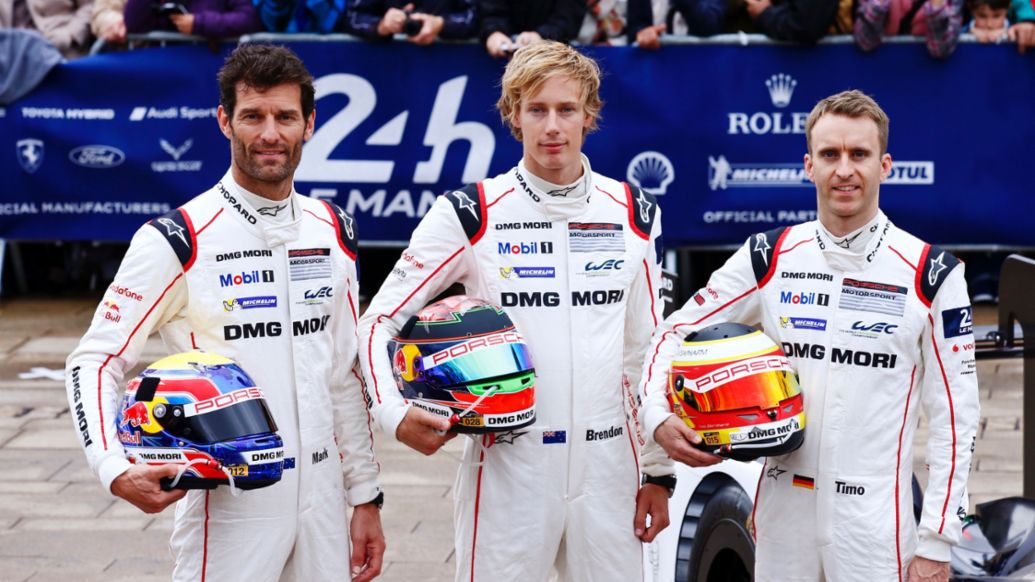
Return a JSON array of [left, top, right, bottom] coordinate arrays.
[[708, 156, 935, 191]]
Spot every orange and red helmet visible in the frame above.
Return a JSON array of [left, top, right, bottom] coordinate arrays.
[[668, 323, 805, 462]]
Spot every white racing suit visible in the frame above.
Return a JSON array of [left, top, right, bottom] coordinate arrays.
[[640, 212, 979, 581], [358, 164, 670, 581], [66, 172, 380, 581]]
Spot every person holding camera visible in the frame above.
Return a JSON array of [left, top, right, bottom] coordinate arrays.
[[123, 0, 262, 38], [344, 0, 478, 44], [480, 0, 585, 57]]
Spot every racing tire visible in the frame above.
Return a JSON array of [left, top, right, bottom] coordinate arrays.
[[684, 481, 755, 582]]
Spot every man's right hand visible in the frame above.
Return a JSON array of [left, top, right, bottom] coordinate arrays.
[[1008, 21, 1035, 54], [396, 407, 456, 455], [485, 31, 513, 58], [653, 416, 723, 467], [110, 464, 187, 514], [635, 24, 666, 50]]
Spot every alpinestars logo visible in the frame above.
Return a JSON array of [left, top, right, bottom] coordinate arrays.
[[928, 251, 947, 286], [753, 233, 771, 265], [452, 190, 478, 218], [156, 218, 188, 246]]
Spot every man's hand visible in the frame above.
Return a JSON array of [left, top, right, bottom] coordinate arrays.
[[745, 0, 772, 19], [377, 7, 408, 36], [634, 483, 671, 542], [515, 30, 543, 48], [409, 13, 444, 45], [396, 406, 456, 455], [906, 556, 950, 582], [169, 13, 194, 35], [653, 416, 723, 467], [1008, 21, 1035, 54], [635, 23, 666, 50], [110, 464, 187, 514], [349, 503, 386, 582], [485, 31, 512, 57], [99, 18, 127, 42]]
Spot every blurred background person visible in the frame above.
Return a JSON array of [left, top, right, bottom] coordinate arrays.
[[742, 0, 838, 42], [0, 0, 95, 58], [1008, 0, 1034, 51], [90, 0, 126, 43], [253, 0, 346, 33], [479, 0, 586, 57], [344, 0, 478, 44], [577, 0, 629, 46], [626, 0, 726, 49], [124, 0, 263, 38], [964, 0, 1009, 42], [854, 0, 964, 58]]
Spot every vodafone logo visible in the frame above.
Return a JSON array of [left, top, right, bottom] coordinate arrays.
[[426, 332, 523, 367]]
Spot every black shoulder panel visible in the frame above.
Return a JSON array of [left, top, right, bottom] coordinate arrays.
[[625, 183, 658, 240], [444, 184, 486, 244], [323, 200, 359, 261], [147, 208, 196, 270], [918, 244, 961, 305], [749, 226, 789, 286]]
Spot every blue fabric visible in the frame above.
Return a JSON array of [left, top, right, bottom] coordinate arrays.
[[0, 29, 62, 105]]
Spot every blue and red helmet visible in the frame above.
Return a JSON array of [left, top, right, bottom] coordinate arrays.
[[389, 295, 536, 433], [116, 350, 284, 490]]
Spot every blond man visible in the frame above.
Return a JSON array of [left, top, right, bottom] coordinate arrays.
[[359, 41, 674, 581], [641, 90, 979, 582]]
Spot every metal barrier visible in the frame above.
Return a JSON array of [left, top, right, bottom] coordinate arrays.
[[90, 30, 989, 55], [993, 255, 1035, 497]]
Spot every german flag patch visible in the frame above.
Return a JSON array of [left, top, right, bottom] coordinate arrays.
[[792, 475, 815, 490]]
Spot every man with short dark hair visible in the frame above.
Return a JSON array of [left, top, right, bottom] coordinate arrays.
[[66, 44, 385, 582], [641, 90, 979, 582]]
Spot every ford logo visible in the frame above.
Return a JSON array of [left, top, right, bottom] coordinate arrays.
[[68, 145, 125, 168]]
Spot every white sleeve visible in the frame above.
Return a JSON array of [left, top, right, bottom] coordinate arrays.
[[915, 264, 980, 561], [332, 256, 382, 507], [65, 225, 187, 494], [357, 197, 474, 438]]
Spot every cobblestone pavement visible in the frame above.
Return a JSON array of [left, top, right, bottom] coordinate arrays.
[[0, 299, 1022, 581]]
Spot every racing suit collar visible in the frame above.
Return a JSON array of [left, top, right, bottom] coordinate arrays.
[[814, 210, 891, 272], [220, 170, 302, 247], [514, 154, 592, 222]]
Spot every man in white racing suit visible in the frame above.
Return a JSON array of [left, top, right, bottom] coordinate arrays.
[[65, 44, 385, 582], [640, 90, 979, 582], [358, 41, 673, 582]]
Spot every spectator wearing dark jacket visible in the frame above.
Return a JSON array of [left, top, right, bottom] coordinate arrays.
[[627, 0, 726, 49], [254, 0, 346, 33], [124, 0, 263, 38], [345, 0, 478, 44], [744, 0, 838, 43], [480, 0, 586, 57]]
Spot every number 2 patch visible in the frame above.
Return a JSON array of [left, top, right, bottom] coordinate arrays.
[[942, 306, 973, 338]]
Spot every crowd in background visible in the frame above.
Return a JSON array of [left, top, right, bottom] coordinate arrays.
[[1, 0, 1034, 61]]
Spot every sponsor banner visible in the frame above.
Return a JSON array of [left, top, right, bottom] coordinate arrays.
[[1, 43, 1033, 246]]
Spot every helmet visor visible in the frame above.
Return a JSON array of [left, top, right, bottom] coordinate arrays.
[[421, 338, 534, 388], [163, 399, 278, 444], [674, 368, 801, 413]]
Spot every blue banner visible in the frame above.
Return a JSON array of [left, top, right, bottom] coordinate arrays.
[[2, 41, 1033, 247]]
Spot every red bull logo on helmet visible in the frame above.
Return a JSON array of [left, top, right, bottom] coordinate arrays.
[[121, 401, 151, 427]]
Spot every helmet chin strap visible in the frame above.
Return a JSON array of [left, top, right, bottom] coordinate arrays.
[[168, 457, 242, 497]]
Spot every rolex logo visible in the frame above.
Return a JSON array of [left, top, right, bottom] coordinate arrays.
[[765, 73, 797, 108]]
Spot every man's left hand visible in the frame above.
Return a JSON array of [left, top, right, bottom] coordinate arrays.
[[906, 556, 949, 582], [349, 503, 386, 582], [409, 13, 444, 45], [634, 483, 671, 542], [169, 13, 194, 35], [745, 0, 771, 19]]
